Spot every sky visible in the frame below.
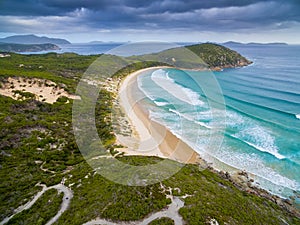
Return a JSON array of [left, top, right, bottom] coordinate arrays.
[[0, 0, 300, 43]]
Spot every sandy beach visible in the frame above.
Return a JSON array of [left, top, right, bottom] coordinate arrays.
[[115, 67, 264, 174], [117, 67, 203, 164]]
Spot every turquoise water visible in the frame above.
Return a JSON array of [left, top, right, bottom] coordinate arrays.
[[137, 45, 300, 201]]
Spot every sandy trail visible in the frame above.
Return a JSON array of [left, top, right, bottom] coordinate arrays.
[[45, 184, 73, 225], [83, 194, 185, 225], [0, 183, 73, 225]]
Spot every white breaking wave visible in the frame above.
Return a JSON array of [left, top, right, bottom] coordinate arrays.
[[168, 108, 211, 129], [232, 125, 285, 160], [150, 111, 298, 192], [243, 140, 285, 160], [137, 75, 156, 101], [209, 146, 299, 191], [296, 114, 300, 119], [225, 110, 285, 160], [151, 69, 205, 106], [154, 101, 169, 107]]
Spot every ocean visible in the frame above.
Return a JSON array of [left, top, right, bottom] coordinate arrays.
[[136, 45, 300, 202], [20, 43, 123, 55], [20, 42, 193, 56]]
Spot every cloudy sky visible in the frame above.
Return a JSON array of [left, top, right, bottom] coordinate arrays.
[[0, 0, 300, 43]]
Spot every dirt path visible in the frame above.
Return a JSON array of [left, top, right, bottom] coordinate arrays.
[[45, 184, 73, 225], [83, 186, 186, 225], [0, 183, 73, 225]]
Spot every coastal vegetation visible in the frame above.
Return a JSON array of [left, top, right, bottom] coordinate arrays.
[[0, 52, 98, 92], [186, 43, 252, 68], [0, 47, 299, 225], [148, 217, 175, 225], [6, 189, 63, 225]]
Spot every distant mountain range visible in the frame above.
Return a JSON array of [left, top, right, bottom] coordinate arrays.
[[0, 34, 70, 45], [87, 41, 129, 44], [222, 41, 288, 47], [0, 43, 60, 52], [88, 41, 105, 44]]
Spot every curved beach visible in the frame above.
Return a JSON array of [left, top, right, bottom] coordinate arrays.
[[116, 67, 239, 171], [117, 67, 201, 164]]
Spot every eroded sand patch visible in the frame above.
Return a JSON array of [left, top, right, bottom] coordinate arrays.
[[0, 77, 80, 103]]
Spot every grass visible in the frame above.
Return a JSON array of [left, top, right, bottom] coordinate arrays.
[[54, 162, 171, 224], [164, 165, 300, 225]]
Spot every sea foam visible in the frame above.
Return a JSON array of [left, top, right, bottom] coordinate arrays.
[[151, 69, 205, 106], [168, 108, 211, 129], [153, 101, 169, 107], [137, 75, 156, 101], [243, 140, 285, 160], [210, 146, 299, 191], [232, 125, 285, 160]]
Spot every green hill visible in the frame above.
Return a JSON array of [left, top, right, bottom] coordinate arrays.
[[128, 43, 252, 70], [186, 43, 252, 69]]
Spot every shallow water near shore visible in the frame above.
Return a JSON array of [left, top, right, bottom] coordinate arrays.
[[136, 45, 300, 202]]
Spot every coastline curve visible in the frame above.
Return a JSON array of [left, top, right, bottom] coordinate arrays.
[[72, 41, 226, 186]]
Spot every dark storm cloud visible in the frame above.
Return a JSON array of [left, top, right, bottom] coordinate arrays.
[[0, 0, 281, 15], [0, 0, 299, 33]]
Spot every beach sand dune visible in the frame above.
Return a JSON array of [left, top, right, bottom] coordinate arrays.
[[0, 77, 79, 104]]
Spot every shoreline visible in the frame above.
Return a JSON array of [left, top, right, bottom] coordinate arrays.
[[115, 66, 300, 217], [117, 66, 200, 164]]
